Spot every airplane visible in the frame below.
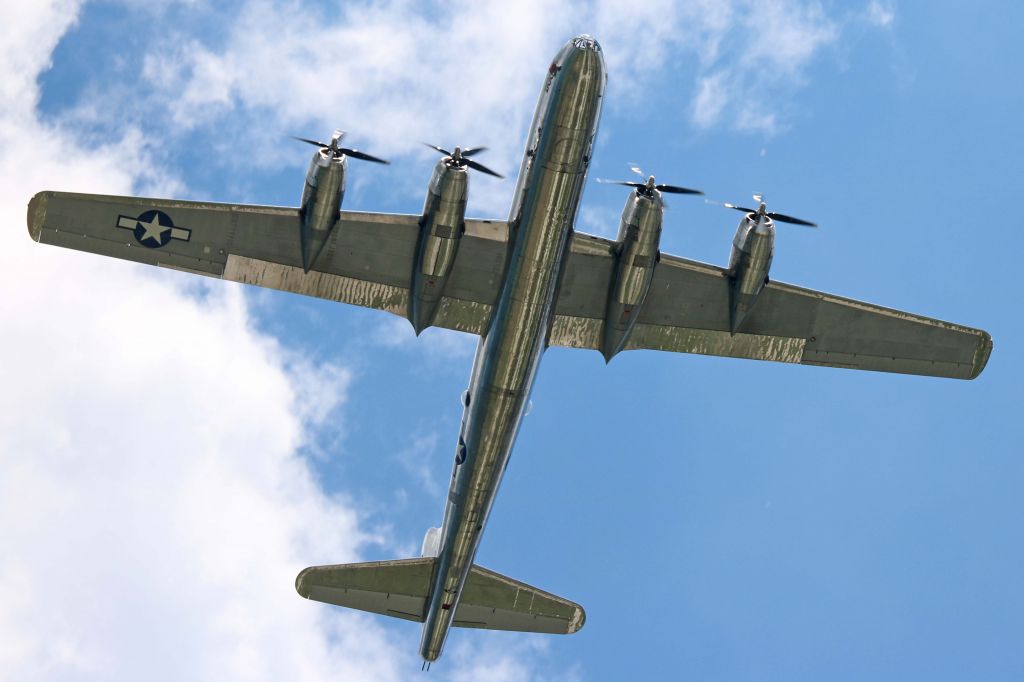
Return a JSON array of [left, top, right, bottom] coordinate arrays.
[[25, 34, 992, 664]]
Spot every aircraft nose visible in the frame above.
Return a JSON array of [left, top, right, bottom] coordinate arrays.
[[570, 34, 601, 52], [552, 34, 604, 70]]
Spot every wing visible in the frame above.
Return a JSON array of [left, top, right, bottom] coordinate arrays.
[[27, 191, 507, 334], [551, 232, 992, 379]]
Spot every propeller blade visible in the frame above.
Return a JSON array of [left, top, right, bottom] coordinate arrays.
[[422, 142, 453, 156], [463, 157, 503, 178], [723, 203, 756, 213], [767, 212, 817, 227], [339, 148, 390, 164], [460, 146, 488, 158], [656, 184, 704, 195], [291, 135, 329, 149], [596, 179, 644, 188]]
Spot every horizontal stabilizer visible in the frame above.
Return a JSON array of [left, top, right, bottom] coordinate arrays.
[[297, 557, 433, 623], [296, 559, 585, 635], [456, 563, 586, 634]]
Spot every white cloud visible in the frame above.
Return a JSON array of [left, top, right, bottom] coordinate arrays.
[[0, 3, 410, 680], [110, 0, 861, 210], [689, 0, 839, 134], [866, 0, 895, 28], [693, 70, 731, 129], [577, 204, 618, 237], [447, 635, 582, 682], [396, 431, 444, 499]]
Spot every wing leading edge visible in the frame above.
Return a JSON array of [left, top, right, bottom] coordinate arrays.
[[551, 232, 992, 379], [27, 191, 507, 335]]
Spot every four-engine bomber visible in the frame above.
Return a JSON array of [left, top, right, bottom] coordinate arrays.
[[26, 33, 993, 668]]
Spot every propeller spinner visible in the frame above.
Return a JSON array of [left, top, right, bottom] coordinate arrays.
[[423, 143, 503, 178], [721, 193, 817, 227], [291, 130, 390, 164], [597, 164, 703, 198]]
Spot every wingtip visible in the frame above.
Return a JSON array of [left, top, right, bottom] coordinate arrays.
[[567, 604, 586, 634], [968, 330, 993, 380], [27, 191, 49, 242], [295, 566, 314, 598]]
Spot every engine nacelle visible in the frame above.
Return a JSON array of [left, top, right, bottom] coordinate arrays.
[[727, 213, 775, 333], [408, 159, 469, 334], [299, 149, 346, 272], [601, 190, 664, 361]]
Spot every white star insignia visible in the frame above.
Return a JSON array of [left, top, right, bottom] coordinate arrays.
[[136, 215, 169, 244]]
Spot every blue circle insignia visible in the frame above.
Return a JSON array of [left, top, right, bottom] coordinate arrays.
[[133, 210, 175, 248]]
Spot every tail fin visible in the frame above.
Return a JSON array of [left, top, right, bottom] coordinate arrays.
[[295, 559, 585, 635]]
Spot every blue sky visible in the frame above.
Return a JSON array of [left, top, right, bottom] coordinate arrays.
[[2, 1, 1022, 680]]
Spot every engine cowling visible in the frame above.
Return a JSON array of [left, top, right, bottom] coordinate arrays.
[[727, 212, 775, 333], [601, 190, 664, 361], [408, 159, 469, 334], [299, 149, 346, 272]]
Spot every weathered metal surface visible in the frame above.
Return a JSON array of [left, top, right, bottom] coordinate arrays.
[[549, 314, 602, 349], [549, 313, 806, 363], [626, 324, 806, 363], [224, 254, 495, 335], [225, 255, 408, 315]]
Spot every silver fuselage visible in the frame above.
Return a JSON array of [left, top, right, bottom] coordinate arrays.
[[419, 36, 606, 662]]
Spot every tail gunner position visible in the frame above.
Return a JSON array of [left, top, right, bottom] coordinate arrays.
[[27, 34, 991, 666]]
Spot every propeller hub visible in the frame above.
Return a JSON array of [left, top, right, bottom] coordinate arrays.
[[424, 142, 503, 178]]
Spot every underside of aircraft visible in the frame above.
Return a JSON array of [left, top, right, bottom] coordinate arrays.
[[27, 34, 991, 664]]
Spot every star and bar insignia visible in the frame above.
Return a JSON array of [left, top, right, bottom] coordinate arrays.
[[116, 210, 191, 248]]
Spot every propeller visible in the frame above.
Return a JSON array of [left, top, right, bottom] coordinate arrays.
[[718, 193, 817, 227], [423, 143, 503, 178], [291, 130, 390, 164], [597, 164, 703, 197]]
